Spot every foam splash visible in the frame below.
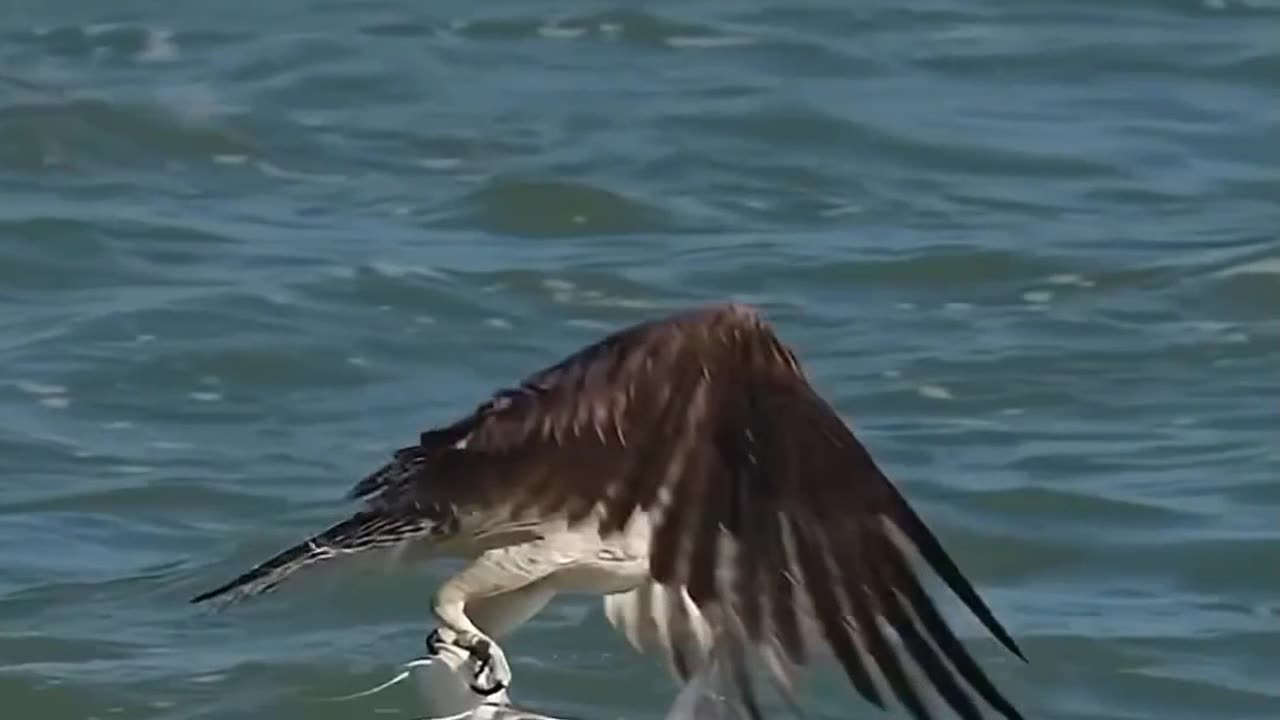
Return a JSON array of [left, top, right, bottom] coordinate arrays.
[[317, 649, 570, 720]]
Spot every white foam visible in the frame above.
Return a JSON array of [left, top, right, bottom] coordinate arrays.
[[819, 202, 861, 217], [153, 83, 240, 121], [918, 384, 953, 400], [943, 302, 973, 312], [113, 465, 152, 475], [666, 35, 756, 49], [566, 318, 613, 331], [14, 380, 66, 396], [1214, 257, 1280, 277], [255, 161, 345, 183], [538, 25, 586, 39], [485, 317, 512, 330], [137, 28, 178, 63], [542, 278, 575, 292], [599, 297, 665, 310], [189, 391, 222, 402], [419, 157, 462, 170], [1046, 273, 1094, 287], [213, 154, 248, 166], [1022, 290, 1054, 304], [40, 396, 71, 409], [368, 260, 448, 280], [85, 22, 125, 36]]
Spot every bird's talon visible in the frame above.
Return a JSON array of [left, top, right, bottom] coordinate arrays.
[[456, 635, 510, 697], [469, 678, 508, 696], [468, 637, 491, 663], [425, 628, 447, 655]]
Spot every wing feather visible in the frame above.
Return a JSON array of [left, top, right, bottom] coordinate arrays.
[[350, 303, 1025, 719]]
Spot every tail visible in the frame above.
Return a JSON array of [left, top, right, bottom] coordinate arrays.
[[190, 509, 441, 606]]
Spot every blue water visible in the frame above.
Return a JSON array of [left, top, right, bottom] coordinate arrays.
[[1, 1, 1277, 719]]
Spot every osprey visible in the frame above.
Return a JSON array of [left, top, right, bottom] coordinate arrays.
[[192, 303, 1026, 720]]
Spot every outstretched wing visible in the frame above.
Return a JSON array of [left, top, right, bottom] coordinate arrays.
[[352, 303, 1025, 720]]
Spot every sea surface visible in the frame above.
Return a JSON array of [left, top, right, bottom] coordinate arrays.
[[1, 1, 1276, 719]]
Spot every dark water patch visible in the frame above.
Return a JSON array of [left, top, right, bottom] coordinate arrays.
[[1182, 248, 1280, 320], [0, 95, 253, 174], [665, 101, 1117, 180], [1013, 631, 1276, 720], [0, 217, 185, 292], [1128, 535, 1280, 598], [959, 484, 1191, 530], [0, 511, 188, 592], [770, 245, 1071, 292], [0, 675, 144, 720], [0, 482, 282, 523], [0, 634, 139, 666], [356, 16, 444, 40], [442, 176, 675, 238]]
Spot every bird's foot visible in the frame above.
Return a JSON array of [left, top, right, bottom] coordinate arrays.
[[458, 633, 510, 697], [425, 627, 454, 656], [424, 627, 510, 696]]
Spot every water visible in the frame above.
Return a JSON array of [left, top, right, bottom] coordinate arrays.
[[1, 1, 1276, 718]]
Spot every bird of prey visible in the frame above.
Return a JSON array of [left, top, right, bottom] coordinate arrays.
[[191, 303, 1026, 720]]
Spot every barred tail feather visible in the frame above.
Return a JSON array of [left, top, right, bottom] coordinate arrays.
[[190, 510, 440, 606]]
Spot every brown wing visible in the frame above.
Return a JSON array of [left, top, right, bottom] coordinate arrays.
[[351, 303, 1026, 720]]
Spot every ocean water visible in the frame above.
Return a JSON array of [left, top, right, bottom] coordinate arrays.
[[1, 1, 1276, 718]]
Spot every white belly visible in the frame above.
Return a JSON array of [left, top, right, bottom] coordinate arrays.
[[551, 506, 655, 595], [476, 507, 654, 597], [545, 545, 649, 595]]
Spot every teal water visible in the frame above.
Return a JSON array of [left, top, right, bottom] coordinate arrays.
[[1, 1, 1277, 718]]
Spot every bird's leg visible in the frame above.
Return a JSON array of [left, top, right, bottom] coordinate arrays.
[[432, 588, 511, 696], [428, 545, 557, 696], [464, 582, 556, 639]]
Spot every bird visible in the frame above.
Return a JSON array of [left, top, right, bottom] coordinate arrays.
[[190, 302, 1027, 720]]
